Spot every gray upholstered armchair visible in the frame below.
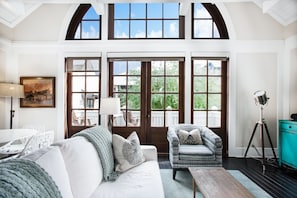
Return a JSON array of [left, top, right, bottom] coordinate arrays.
[[167, 124, 223, 179]]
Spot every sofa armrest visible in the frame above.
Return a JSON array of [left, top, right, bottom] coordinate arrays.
[[200, 127, 222, 155], [141, 145, 158, 161], [167, 127, 180, 147]]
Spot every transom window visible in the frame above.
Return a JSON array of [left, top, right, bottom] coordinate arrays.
[[66, 4, 101, 40], [192, 3, 229, 39], [109, 3, 184, 39]]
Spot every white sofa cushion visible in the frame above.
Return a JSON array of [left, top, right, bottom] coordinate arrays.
[[53, 137, 103, 198], [23, 146, 74, 198], [90, 161, 164, 198]]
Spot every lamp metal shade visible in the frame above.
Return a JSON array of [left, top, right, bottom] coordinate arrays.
[[254, 90, 269, 105], [0, 83, 24, 98], [100, 98, 121, 115]]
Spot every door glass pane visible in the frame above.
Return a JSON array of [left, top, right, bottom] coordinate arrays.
[[151, 111, 164, 127], [128, 77, 140, 92], [166, 94, 178, 110], [87, 60, 99, 71], [151, 77, 164, 92], [151, 94, 164, 110], [208, 77, 221, 92], [194, 111, 206, 126], [86, 110, 98, 126], [127, 93, 140, 109], [73, 60, 85, 71], [126, 111, 140, 126], [152, 61, 164, 75], [166, 77, 178, 92], [208, 60, 221, 75], [166, 111, 178, 126], [72, 76, 85, 92], [165, 61, 179, 75], [114, 76, 127, 92], [208, 111, 221, 127], [194, 60, 207, 75], [114, 113, 126, 126], [128, 61, 141, 75], [194, 77, 206, 92], [86, 93, 99, 109], [72, 93, 84, 108], [72, 110, 85, 126], [208, 94, 221, 110], [194, 94, 206, 110], [86, 76, 99, 92]]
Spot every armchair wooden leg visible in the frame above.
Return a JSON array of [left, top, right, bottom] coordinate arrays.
[[173, 169, 177, 180]]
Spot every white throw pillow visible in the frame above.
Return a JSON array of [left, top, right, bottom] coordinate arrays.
[[178, 129, 203, 145], [112, 132, 145, 172]]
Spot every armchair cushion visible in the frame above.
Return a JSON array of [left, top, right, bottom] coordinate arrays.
[[178, 129, 203, 145]]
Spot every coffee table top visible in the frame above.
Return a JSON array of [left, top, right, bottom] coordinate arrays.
[[189, 167, 255, 198]]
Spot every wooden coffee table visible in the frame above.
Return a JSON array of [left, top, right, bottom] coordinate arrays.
[[188, 167, 255, 198]]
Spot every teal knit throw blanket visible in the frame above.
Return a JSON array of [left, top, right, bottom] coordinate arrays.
[[73, 125, 119, 181], [0, 159, 62, 198]]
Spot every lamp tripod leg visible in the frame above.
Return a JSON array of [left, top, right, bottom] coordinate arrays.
[[263, 122, 277, 159], [244, 123, 259, 158]]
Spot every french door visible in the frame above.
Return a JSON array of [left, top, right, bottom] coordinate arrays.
[[109, 58, 184, 154], [191, 58, 228, 156], [66, 58, 101, 137]]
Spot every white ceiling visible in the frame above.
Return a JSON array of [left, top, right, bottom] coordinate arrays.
[[0, 0, 296, 28]]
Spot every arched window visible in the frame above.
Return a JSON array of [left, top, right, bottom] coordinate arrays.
[[66, 4, 101, 40], [192, 3, 228, 39]]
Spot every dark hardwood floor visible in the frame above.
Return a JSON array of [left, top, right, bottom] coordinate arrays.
[[158, 157, 297, 198]]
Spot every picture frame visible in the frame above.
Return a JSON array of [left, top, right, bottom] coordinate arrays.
[[20, 76, 56, 108]]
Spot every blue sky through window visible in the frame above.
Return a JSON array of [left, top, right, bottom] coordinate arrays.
[[114, 3, 180, 39]]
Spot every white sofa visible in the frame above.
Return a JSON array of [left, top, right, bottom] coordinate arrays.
[[23, 136, 165, 198]]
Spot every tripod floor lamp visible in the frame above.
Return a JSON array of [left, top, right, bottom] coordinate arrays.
[[244, 90, 277, 173], [0, 83, 25, 129]]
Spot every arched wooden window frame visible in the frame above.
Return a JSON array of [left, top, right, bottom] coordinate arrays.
[[66, 4, 101, 40], [192, 3, 229, 39]]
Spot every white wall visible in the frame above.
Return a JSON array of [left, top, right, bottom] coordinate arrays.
[[0, 2, 296, 156]]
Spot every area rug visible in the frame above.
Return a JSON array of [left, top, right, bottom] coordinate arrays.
[[160, 169, 272, 198]]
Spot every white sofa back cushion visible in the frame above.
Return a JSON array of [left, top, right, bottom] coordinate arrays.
[[23, 146, 74, 198], [53, 137, 103, 198]]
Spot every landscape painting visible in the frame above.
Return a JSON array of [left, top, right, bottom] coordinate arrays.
[[20, 77, 55, 108]]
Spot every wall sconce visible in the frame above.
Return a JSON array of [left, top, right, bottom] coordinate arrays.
[[0, 83, 25, 129]]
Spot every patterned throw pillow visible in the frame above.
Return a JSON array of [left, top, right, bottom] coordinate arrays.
[[112, 131, 145, 172], [178, 129, 203, 145]]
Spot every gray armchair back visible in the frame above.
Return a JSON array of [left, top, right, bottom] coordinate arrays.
[[167, 124, 223, 179]]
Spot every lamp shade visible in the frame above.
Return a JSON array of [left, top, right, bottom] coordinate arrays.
[[0, 83, 24, 98], [254, 90, 269, 105], [100, 98, 121, 115]]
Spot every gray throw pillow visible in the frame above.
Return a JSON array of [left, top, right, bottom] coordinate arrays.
[[112, 131, 145, 172], [178, 129, 203, 145]]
